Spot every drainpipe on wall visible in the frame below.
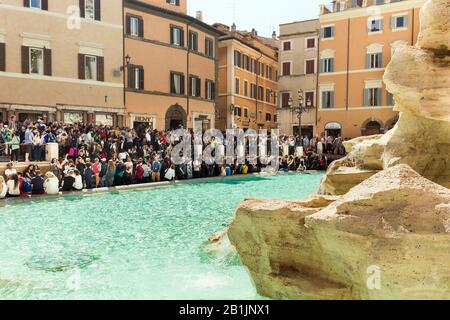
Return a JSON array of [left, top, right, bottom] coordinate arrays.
[[186, 21, 194, 129], [315, 28, 320, 130], [122, 1, 127, 128], [411, 8, 415, 46]]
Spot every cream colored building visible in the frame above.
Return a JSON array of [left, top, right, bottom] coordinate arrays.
[[278, 19, 320, 137], [0, 0, 124, 126]]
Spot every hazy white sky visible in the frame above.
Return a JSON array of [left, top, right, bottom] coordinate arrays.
[[188, 0, 325, 38]]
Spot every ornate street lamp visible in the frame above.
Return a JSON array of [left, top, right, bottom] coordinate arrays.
[[120, 54, 132, 71], [289, 89, 315, 145]]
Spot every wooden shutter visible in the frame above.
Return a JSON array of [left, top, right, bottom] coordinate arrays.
[[97, 56, 104, 81], [196, 78, 201, 97], [44, 48, 52, 76], [404, 15, 409, 28], [176, 0, 180, 5], [330, 92, 334, 108], [21, 46, 29, 74], [128, 66, 136, 89], [330, 58, 334, 72], [322, 92, 327, 108], [180, 74, 185, 94], [170, 73, 174, 93], [180, 29, 185, 47], [377, 53, 382, 68], [79, 0, 85, 18], [376, 88, 382, 106], [94, 0, 101, 21], [138, 18, 144, 37], [139, 67, 144, 90], [390, 16, 395, 29], [125, 15, 131, 35], [366, 54, 371, 69], [78, 53, 85, 79], [42, 0, 48, 10], [24, 0, 30, 7], [0, 43, 5, 72]]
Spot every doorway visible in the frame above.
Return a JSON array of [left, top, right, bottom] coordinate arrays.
[[165, 104, 187, 130]]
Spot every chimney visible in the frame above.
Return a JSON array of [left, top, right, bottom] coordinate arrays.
[[196, 11, 203, 22], [251, 28, 257, 37], [231, 23, 237, 32], [272, 31, 277, 40]]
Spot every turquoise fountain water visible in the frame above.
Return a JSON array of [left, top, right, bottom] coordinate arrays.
[[0, 173, 323, 299]]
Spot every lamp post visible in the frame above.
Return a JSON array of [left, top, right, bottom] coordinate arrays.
[[120, 54, 132, 71], [288, 89, 314, 146]]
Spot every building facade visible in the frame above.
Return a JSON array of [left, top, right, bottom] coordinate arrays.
[[317, 0, 425, 138], [215, 24, 279, 131], [278, 19, 319, 137], [124, 0, 221, 131], [0, 0, 124, 126]]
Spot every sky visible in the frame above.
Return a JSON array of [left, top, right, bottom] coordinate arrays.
[[188, 0, 325, 38]]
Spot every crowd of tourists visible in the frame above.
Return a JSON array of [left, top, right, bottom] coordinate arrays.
[[0, 116, 342, 199]]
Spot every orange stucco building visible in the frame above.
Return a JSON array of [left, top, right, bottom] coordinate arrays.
[[214, 24, 279, 131], [123, 0, 222, 131], [316, 0, 426, 138]]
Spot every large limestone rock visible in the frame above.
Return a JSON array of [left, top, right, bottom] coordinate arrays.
[[228, 0, 450, 300], [229, 165, 450, 299], [318, 0, 450, 195]]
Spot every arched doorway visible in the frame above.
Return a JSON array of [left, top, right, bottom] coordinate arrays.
[[385, 116, 399, 132], [165, 104, 187, 130], [324, 122, 342, 139], [361, 118, 384, 136]]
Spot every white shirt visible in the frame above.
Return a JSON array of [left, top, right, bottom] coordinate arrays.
[[4, 168, 17, 178], [44, 178, 59, 195], [7, 180, 20, 196], [74, 175, 83, 190], [164, 168, 176, 181]]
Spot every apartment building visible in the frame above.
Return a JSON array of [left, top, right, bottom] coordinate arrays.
[[215, 24, 279, 131], [0, 0, 124, 126], [317, 0, 425, 138], [124, 0, 221, 131], [278, 19, 320, 137]]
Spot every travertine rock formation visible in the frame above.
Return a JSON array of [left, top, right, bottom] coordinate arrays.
[[229, 165, 450, 299], [227, 0, 450, 300], [318, 0, 450, 195]]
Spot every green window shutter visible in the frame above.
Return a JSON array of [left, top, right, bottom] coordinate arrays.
[[364, 89, 369, 106], [366, 54, 371, 69], [378, 53, 382, 68], [376, 88, 382, 106], [330, 58, 334, 72], [319, 59, 324, 73], [322, 92, 326, 108], [330, 92, 334, 108]]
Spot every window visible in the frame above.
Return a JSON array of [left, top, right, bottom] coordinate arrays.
[[205, 80, 215, 100], [234, 106, 242, 117], [85, 0, 95, 20], [170, 72, 185, 95], [274, 114, 277, 123], [368, 19, 384, 33], [234, 50, 242, 67], [266, 89, 271, 103], [267, 66, 273, 80], [189, 75, 201, 97], [127, 16, 143, 37], [171, 26, 184, 46], [259, 63, 265, 77], [306, 37, 316, 49], [376, 0, 385, 4], [266, 113, 271, 122], [364, 88, 382, 106], [305, 60, 315, 74], [29, 47, 44, 75], [128, 66, 144, 90], [281, 92, 291, 108], [30, 0, 41, 9], [391, 15, 408, 30], [167, 0, 180, 6], [283, 41, 292, 51], [367, 52, 382, 69], [321, 26, 334, 39], [320, 58, 334, 73], [243, 108, 248, 118], [85, 55, 97, 80], [244, 81, 249, 97], [235, 78, 240, 95], [250, 84, 257, 99], [188, 31, 198, 51], [282, 62, 291, 76], [205, 38, 214, 57], [258, 86, 264, 101], [0, 43, 5, 72], [387, 92, 395, 106], [321, 91, 334, 109]]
